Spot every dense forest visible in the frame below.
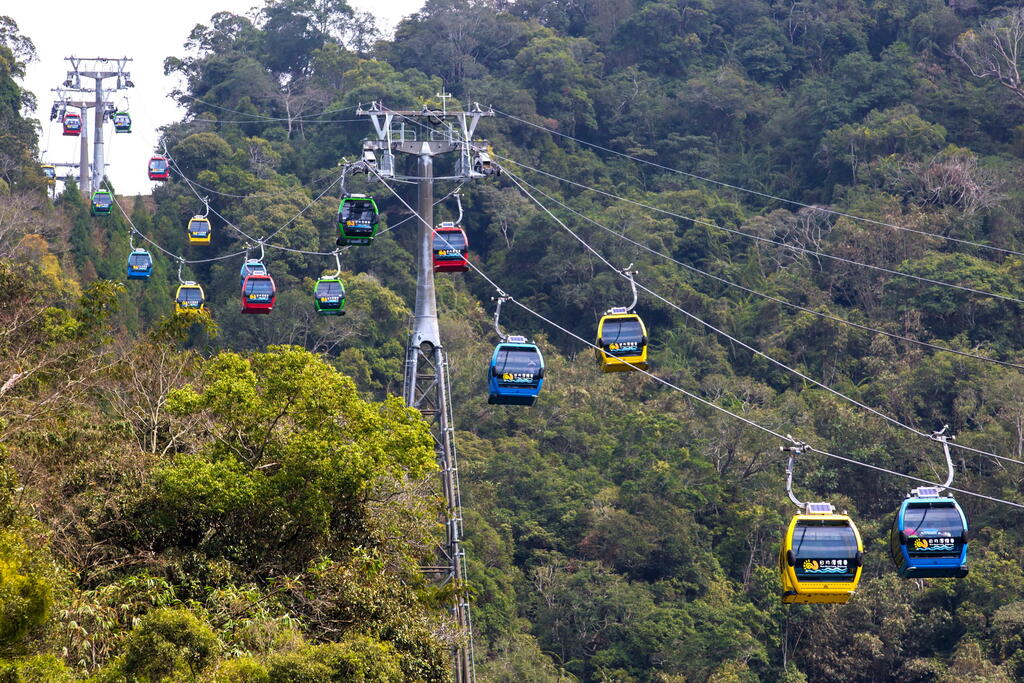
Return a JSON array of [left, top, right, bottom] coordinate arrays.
[[3, 0, 1024, 680]]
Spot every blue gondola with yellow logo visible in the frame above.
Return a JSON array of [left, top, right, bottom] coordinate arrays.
[[126, 248, 153, 279], [488, 337, 544, 406], [889, 428, 969, 578]]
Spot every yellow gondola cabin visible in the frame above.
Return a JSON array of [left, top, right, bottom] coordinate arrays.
[[779, 502, 863, 604]]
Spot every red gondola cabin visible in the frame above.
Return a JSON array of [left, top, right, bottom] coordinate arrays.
[[241, 274, 276, 314], [432, 222, 469, 273], [148, 156, 170, 181], [63, 112, 82, 136]]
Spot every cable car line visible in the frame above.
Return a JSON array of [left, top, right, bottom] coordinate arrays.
[[507, 169, 1024, 372], [495, 155, 1024, 306], [153, 161, 342, 200], [164, 151, 343, 247], [374, 163, 1024, 509], [177, 94, 359, 123], [101, 182, 246, 264], [501, 167, 1024, 469], [491, 108, 1024, 259]]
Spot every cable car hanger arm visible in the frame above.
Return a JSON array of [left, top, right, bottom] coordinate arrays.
[[781, 437, 810, 509], [492, 294, 510, 341], [931, 425, 956, 492]]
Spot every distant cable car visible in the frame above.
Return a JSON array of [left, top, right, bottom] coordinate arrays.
[[126, 248, 153, 279], [41, 164, 56, 184], [239, 259, 268, 286], [890, 487, 969, 579], [488, 336, 544, 405], [112, 111, 132, 133], [779, 502, 864, 604], [186, 216, 211, 244], [174, 282, 205, 313], [63, 112, 82, 136], [90, 190, 113, 216], [148, 156, 170, 181], [313, 277, 346, 315], [241, 274, 276, 314], [432, 222, 469, 272], [595, 308, 648, 372], [337, 194, 379, 246]]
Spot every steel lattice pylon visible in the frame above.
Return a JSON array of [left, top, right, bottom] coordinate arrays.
[[358, 101, 494, 683]]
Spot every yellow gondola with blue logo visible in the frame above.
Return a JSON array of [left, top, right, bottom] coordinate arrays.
[[778, 442, 863, 604], [780, 505, 863, 604], [596, 308, 648, 372], [595, 267, 648, 372], [174, 281, 205, 313], [42, 164, 56, 184], [187, 215, 211, 244]]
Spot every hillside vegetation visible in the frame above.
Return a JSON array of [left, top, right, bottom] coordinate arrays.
[[3, 1, 1024, 681]]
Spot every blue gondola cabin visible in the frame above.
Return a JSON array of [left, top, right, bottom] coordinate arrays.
[[239, 259, 268, 286], [488, 336, 544, 406], [889, 487, 968, 579], [126, 248, 153, 279]]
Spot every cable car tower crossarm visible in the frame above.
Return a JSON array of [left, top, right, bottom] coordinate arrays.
[[358, 100, 492, 683]]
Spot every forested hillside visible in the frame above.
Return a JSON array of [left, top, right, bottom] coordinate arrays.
[[3, 1, 1024, 681]]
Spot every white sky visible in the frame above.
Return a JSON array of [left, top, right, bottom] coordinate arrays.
[[9, 1, 425, 195]]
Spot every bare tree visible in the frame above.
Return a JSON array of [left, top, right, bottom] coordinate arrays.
[[953, 8, 1024, 102]]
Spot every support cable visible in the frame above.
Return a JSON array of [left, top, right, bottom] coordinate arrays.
[[176, 94, 358, 123], [507, 167, 1024, 371], [500, 167, 1024, 468], [374, 161, 1024, 510], [102, 183, 246, 264], [491, 108, 1024, 259], [496, 154, 1024, 306]]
